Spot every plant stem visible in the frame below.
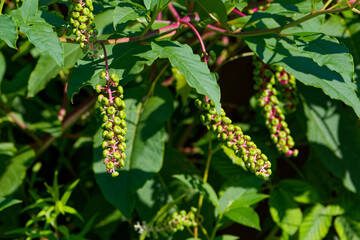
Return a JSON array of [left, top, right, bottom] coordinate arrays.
[[0, 0, 5, 14], [189, 0, 194, 14], [320, 0, 334, 11], [168, 2, 180, 21], [143, 63, 169, 107], [194, 136, 212, 238], [180, 20, 209, 63]]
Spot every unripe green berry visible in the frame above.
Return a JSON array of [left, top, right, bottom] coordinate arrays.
[[83, 7, 90, 15], [79, 15, 87, 23], [106, 161, 114, 169], [113, 151, 121, 159], [119, 110, 126, 119], [107, 106, 116, 115], [112, 171, 119, 177]]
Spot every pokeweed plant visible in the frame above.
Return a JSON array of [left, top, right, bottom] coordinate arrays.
[[1, 0, 360, 239]]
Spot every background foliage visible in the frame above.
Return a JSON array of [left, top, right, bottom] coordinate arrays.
[[1, 0, 360, 239]]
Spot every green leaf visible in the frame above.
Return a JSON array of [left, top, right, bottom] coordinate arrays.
[[28, 43, 82, 97], [214, 235, 239, 240], [301, 84, 360, 193], [20, 21, 64, 67], [224, 206, 261, 230], [0, 15, 18, 49], [245, 35, 360, 118], [93, 86, 173, 218], [113, 2, 147, 29], [228, 192, 268, 208], [136, 174, 173, 222], [0, 147, 35, 197], [152, 40, 221, 113], [60, 179, 80, 206], [0, 52, 5, 93], [219, 186, 256, 213], [0, 142, 17, 157], [21, 0, 38, 23], [294, 33, 354, 86], [144, 0, 169, 10], [322, 14, 360, 79], [68, 42, 157, 102], [173, 174, 220, 209], [335, 216, 360, 240], [0, 198, 22, 212], [269, 188, 302, 235], [299, 204, 332, 240], [277, 179, 321, 204], [195, 0, 229, 28]]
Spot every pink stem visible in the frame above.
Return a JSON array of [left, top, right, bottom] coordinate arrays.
[[232, 8, 246, 17], [180, 20, 208, 63], [168, 2, 180, 21]]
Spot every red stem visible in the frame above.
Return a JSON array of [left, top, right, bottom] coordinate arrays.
[[168, 2, 180, 21]]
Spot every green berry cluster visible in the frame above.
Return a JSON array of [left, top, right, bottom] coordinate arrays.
[[96, 72, 127, 177], [195, 97, 272, 178], [134, 207, 198, 238], [253, 56, 298, 157], [68, 0, 102, 58]]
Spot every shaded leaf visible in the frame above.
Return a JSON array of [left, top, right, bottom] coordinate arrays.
[[152, 40, 221, 112], [113, 2, 147, 29], [195, 0, 229, 28], [28, 43, 82, 97], [335, 216, 360, 240], [269, 188, 302, 235], [0, 15, 18, 49], [21, 0, 38, 23], [0, 198, 22, 212], [278, 179, 321, 204], [299, 204, 332, 240], [93, 86, 173, 218], [0, 147, 35, 197], [173, 174, 220, 209]]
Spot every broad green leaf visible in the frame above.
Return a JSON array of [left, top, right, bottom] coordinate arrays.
[[301, 84, 360, 193], [173, 174, 220, 209], [0, 52, 5, 93], [195, 0, 229, 28], [219, 186, 256, 213], [335, 216, 360, 240], [28, 43, 82, 97], [294, 33, 354, 86], [214, 235, 239, 240], [0, 143, 17, 157], [93, 86, 173, 218], [136, 174, 173, 222], [0, 198, 22, 212], [0, 147, 35, 197], [0, 15, 18, 49], [269, 188, 302, 235], [224, 206, 260, 230], [245, 35, 360, 118], [152, 40, 221, 113], [228, 192, 268, 208], [322, 14, 360, 79], [21, 0, 38, 23], [144, 0, 169, 10], [323, 205, 345, 216], [278, 179, 320, 204], [299, 204, 332, 240], [113, 2, 147, 29], [20, 21, 64, 67], [68, 42, 157, 102]]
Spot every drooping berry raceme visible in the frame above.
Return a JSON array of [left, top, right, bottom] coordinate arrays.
[[134, 207, 198, 238], [68, 0, 103, 59], [252, 57, 298, 157], [195, 97, 272, 178], [96, 72, 127, 177]]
